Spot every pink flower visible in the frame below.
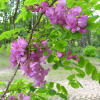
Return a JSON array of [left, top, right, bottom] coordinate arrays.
[[67, 51, 72, 55], [57, 0, 66, 5], [45, 7, 55, 17], [17, 92, 30, 100], [8, 95, 17, 100], [57, 51, 62, 58], [41, 1, 49, 7], [79, 28, 88, 33]]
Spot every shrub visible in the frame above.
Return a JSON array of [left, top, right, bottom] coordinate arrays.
[[83, 46, 96, 57]]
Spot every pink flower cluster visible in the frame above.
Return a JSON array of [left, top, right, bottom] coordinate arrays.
[[26, 0, 88, 33], [44, 0, 88, 33], [25, 1, 49, 13], [0, 92, 31, 100], [10, 36, 52, 87], [57, 51, 80, 61]]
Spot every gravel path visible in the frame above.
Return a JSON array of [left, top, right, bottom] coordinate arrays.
[[54, 79, 100, 100]]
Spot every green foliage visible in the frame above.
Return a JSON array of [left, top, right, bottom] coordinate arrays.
[[92, 39, 100, 47], [0, 79, 67, 99], [83, 46, 97, 57], [71, 46, 83, 53], [1, 0, 100, 99], [0, 0, 9, 9]]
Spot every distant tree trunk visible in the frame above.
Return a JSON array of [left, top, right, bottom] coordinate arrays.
[[4, 12, 7, 45], [69, 40, 71, 51], [87, 30, 91, 45]]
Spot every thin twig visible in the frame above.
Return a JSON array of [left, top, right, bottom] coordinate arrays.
[[0, 0, 57, 99]]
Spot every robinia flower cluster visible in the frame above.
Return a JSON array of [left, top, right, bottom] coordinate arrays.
[[57, 51, 80, 61], [25, 0, 88, 33], [0, 92, 31, 100], [10, 36, 52, 87]]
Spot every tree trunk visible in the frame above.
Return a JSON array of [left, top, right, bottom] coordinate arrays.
[[87, 30, 91, 45]]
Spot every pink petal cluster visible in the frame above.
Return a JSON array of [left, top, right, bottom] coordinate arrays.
[[66, 51, 80, 61], [10, 36, 52, 87], [17, 92, 30, 100], [57, 51, 80, 61], [10, 36, 28, 67], [25, 1, 49, 12], [44, 0, 88, 33], [8, 95, 17, 100], [57, 51, 65, 58], [26, 0, 88, 33]]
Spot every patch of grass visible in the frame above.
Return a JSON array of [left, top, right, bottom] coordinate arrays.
[[0, 49, 11, 67], [84, 56, 100, 62], [46, 67, 74, 82]]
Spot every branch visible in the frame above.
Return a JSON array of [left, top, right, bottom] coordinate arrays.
[[28, 0, 57, 44], [0, 0, 57, 99], [13, 0, 20, 29], [0, 63, 20, 99]]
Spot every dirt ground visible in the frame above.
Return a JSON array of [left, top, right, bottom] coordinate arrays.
[[0, 62, 100, 100]]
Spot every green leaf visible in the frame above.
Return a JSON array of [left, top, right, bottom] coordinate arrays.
[[97, 28, 100, 35], [63, 60, 71, 65], [71, 82, 79, 89], [85, 62, 93, 75], [47, 55, 54, 63], [76, 81, 83, 88], [54, 24, 61, 30], [64, 66, 73, 70], [49, 34, 58, 40], [56, 93, 67, 99], [49, 89, 56, 96], [94, 4, 100, 10], [43, 50, 48, 56], [30, 86, 36, 92], [61, 86, 68, 95], [88, 15, 99, 22], [85, 23, 93, 29], [59, 40, 68, 46], [67, 74, 75, 80], [78, 56, 85, 68], [27, 10, 32, 18], [92, 69, 98, 80], [44, 24, 52, 29], [90, 0, 98, 5], [68, 80, 75, 85], [57, 61, 64, 67], [53, 63, 58, 70], [70, 31, 82, 39], [24, 0, 37, 5], [84, 10, 93, 16], [84, 0, 90, 3], [74, 68, 85, 76], [91, 22, 100, 30], [36, 87, 47, 93], [49, 82, 54, 88], [0, 0, 5, 9], [56, 83, 61, 92], [76, 74, 85, 78], [59, 32, 67, 40]]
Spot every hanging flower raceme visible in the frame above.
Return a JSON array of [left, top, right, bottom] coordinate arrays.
[[57, 51, 80, 61], [10, 36, 52, 87], [25, 0, 88, 34]]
